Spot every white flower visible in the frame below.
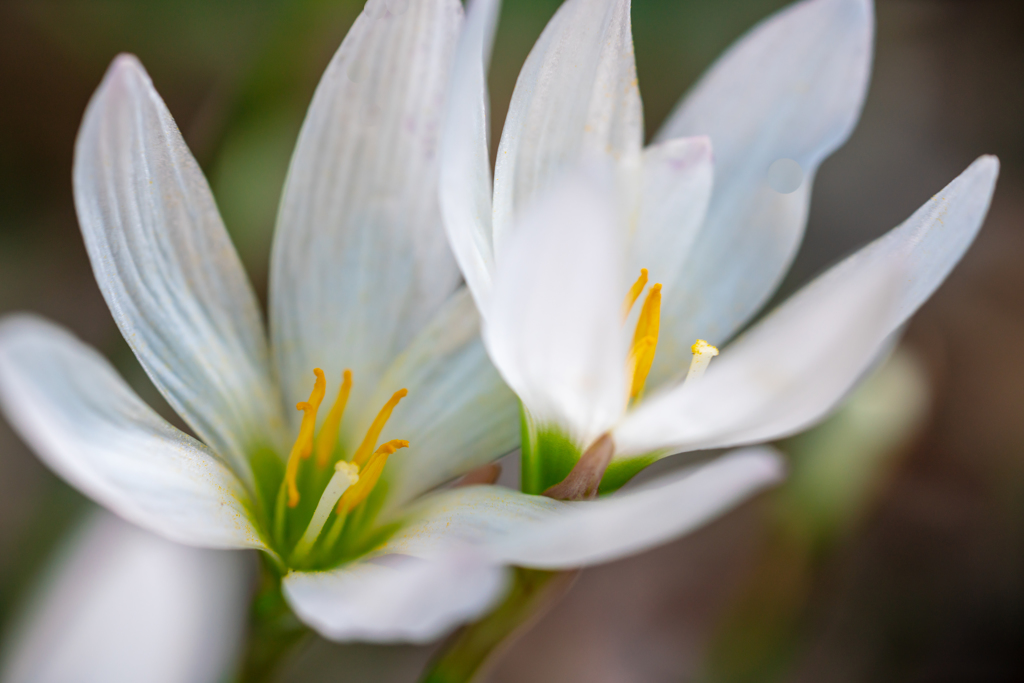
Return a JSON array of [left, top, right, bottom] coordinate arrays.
[[0, 511, 249, 683], [0, 0, 781, 644], [0, 0, 519, 643], [438, 0, 1000, 494]]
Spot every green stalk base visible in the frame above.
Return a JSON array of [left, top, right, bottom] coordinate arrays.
[[235, 560, 311, 683], [421, 568, 578, 683]]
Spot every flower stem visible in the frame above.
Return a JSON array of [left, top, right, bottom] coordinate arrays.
[[419, 568, 578, 683], [234, 557, 310, 683]]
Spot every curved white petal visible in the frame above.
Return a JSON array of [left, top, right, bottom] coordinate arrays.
[[387, 446, 781, 568], [438, 0, 502, 312], [370, 290, 520, 513], [286, 447, 781, 641], [616, 259, 899, 457], [0, 511, 252, 683], [484, 172, 627, 447], [630, 136, 714, 382], [283, 546, 508, 644], [616, 157, 999, 456], [651, 0, 874, 379], [73, 55, 284, 481], [271, 0, 464, 423], [491, 0, 643, 252], [0, 316, 266, 550], [488, 447, 784, 568], [831, 155, 1000, 331]]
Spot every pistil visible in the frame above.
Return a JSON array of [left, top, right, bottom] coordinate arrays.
[[685, 339, 719, 383], [290, 460, 359, 564], [321, 439, 409, 552]]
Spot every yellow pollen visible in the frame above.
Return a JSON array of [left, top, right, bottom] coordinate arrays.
[[351, 389, 408, 467], [628, 283, 662, 399], [315, 369, 353, 469], [337, 439, 409, 514], [622, 268, 649, 319], [284, 369, 327, 508], [685, 339, 720, 384]]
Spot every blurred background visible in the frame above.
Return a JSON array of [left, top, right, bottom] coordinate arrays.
[[0, 0, 1021, 681]]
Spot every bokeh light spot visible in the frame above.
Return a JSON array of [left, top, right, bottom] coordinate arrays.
[[767, 158, 804, 194], [364, 0, 386, 19]]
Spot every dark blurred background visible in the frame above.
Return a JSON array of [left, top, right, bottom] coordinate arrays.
[[0, 1, 1022, 681]]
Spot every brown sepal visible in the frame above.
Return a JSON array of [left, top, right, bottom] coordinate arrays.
[[542, 433, 614, 501]]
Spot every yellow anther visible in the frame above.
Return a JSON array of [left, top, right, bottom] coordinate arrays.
[[284, 369, 327, 508], [315, 369, 353, 469], [628, 336, 657, 398], [628, 283, 662, 399], [336, 440, 409, 514], [351, 389, 408, 467], [685, 339, 720, 384], [622, 268, 649, 319]]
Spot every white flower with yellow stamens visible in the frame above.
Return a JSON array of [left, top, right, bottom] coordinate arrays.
[[438, 0, 1000, 498], [0, 0, 534, 643]]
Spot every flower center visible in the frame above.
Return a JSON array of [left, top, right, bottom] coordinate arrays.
[[274, 368, 410, 566], [624, 268, 662, 400]]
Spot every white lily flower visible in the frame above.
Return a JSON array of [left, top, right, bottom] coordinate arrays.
[[0, 511, 250, 683], [438, 0, 1000, 494], [0, 0, 782, 645], [0, 0, 516, 644]]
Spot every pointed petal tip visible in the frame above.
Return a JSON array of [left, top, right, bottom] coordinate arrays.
[[104, 53, 148, 86], [974, 153, 1001, 177], [89, 54, 152, 114]]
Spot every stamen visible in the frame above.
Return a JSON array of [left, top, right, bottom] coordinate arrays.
[[337, 440, 409, 514], [290, 461, 360, 563], [685, 339, 719, 384], [628, 283, 662, 399], [351, 389, 408, 467], [622, 268, 649, 319], [315, 369, 353, 469], [283, 369, 327, 508]]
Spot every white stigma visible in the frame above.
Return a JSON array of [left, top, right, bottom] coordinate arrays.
[[290, 461, 359, 564], [685, 339, 720, 384]]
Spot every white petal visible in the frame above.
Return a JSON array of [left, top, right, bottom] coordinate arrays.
[[369, 290, 520, 513], [283, 546, 508, 644], [0, 511, 252, 683], [839, 156, 1000, 330], [387, 447, 781, 569], [491, 0, 643, 252], [488, 447, 784, 568], [616, 260, 898, 457], [271, 0, 464, 423], [651, 0, 874, 377], [438, 0, 502, 312], [73, 55, 284, 480], [616, 156, 999, 456], [286, 448, 780, 641], [630, 136, 714, 381], [0, 316, 266, 550], [484, 172, 627, 447]]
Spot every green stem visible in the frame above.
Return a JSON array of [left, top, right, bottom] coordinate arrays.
[[420, 568, 579, 683], [234, 557, 311, 683]]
